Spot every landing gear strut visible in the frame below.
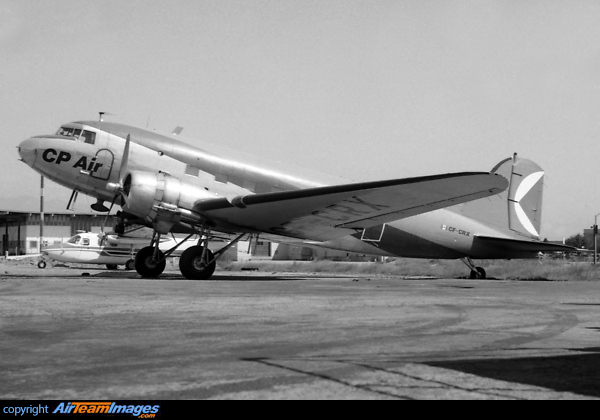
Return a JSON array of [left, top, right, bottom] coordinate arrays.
[[132, 222, 246, 280], [461, 257, 487, 279], [177, 228, 245, 280]]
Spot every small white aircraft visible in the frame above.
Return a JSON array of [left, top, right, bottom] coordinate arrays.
[[38, 231, 198, 270]]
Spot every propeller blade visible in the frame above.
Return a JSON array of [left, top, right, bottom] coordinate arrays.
[[100, 194, 119, 234], [118, 134, 131, 183], [106, 134, 131, 196]]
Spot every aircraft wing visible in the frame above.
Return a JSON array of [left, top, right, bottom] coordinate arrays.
[[196, 172, 508, 241], [474, 235, 577, 253]]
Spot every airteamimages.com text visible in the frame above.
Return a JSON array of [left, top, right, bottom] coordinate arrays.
[[2, 402, 161, 418]]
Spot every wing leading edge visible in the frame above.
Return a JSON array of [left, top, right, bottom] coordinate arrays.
[[195, 172, 508, 241]]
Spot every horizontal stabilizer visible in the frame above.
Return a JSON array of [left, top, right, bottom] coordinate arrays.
[[475, 235, 576, 253], [197, 172, 508, 241]]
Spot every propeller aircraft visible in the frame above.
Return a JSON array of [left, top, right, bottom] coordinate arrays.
[[17, 119, 573, 280]]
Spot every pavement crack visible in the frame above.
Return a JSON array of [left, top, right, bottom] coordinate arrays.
[[243, 358, 413, 400]]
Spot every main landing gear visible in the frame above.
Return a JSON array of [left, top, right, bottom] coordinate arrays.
[[179, 246, 216, 280], [135, 245, 166, 278], [461, 257, 487, 279], [134, 226, 246, 280]]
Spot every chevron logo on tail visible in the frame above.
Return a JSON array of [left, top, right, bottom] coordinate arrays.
[[512, 171, 544, 237]]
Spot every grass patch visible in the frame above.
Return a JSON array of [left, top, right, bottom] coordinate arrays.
[[220, 258, 600, 281]]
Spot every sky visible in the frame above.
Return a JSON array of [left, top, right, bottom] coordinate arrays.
[[2, 0, 600, 239]]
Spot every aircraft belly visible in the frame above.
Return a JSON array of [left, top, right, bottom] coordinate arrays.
[[467, 239, 542, 260], [381, 212, 544, 260], [312, 236, 393, 257], [373, 222, 466, 259], [369, 210, 518, 259]]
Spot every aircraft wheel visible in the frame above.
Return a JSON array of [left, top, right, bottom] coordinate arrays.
[[106, 264, 118, 270], [470, 267, 486, 279], [125, 259, 135, 271], [179, 246, 216, 280], [38, 260, 46, 269], [135, 246, 166, 278]]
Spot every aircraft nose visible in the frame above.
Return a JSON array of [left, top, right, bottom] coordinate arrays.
[[17, 138, 38, 166]]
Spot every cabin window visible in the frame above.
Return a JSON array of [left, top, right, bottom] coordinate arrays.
[[228, 175, 244, 188], [243, 180, 256, 192], [185, 165, 199, 177], [81, 130, 96, 144], [82, 238, 90, 246], [215, 173, 228, 184]]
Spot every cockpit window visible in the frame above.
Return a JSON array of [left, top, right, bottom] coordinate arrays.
[[56, 127, 82, 138], [81, 130, 96, 144], [67, 235, 81, 244], [55, 127, 96, 144]]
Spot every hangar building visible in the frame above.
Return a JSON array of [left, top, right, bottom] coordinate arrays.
[[0, 210, 117, 256], [1, 210, 376, 261]]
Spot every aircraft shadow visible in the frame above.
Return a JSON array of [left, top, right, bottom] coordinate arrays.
[[425, 348, 600, 398], [88, 271, 325, 282]]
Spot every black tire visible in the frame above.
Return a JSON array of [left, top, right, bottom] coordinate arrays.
[[106, 264, 118, 270], [125, 259, 135, 271], [470, 267, 486, 279], [134, 246, 166, 278], [114, 222, 125, 235], [38, 260, 46, 269], [179, 246, 216, 280]]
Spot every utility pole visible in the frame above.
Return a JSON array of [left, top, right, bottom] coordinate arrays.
[[40, 176, 44, 253], [594, 213, 600, 265]]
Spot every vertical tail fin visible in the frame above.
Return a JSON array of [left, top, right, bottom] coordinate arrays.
[[506, 155, 544, 238], [456, 154, 544, 239]]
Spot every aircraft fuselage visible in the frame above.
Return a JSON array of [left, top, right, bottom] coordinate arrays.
[[18, 120, 551, 271]]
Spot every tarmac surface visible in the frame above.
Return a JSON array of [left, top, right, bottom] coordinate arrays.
[[2, 262, 600, 400]]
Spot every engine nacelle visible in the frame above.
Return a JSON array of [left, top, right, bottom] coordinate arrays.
[[122, 170, 217, 232]]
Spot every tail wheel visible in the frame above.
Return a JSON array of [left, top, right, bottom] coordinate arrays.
[[470, 267, 487, 279], [134, 246, 166, 278], [38, 260, 46, 269], [179, 245, 216, 280]]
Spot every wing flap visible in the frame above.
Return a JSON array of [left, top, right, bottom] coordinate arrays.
[[196, 172, 507, 241]]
